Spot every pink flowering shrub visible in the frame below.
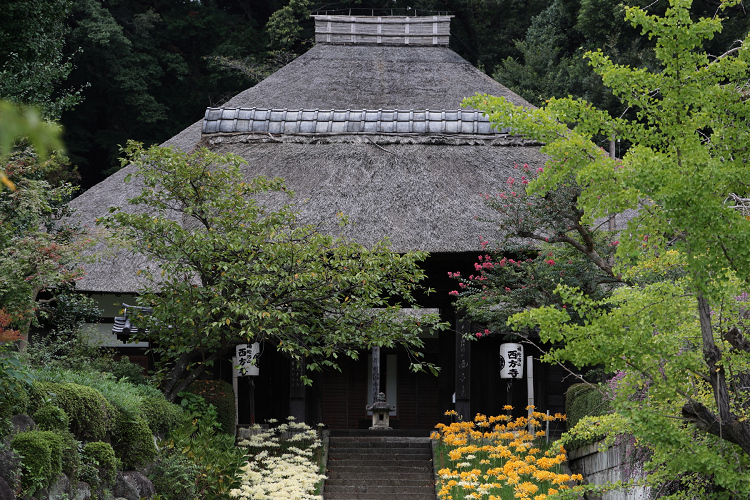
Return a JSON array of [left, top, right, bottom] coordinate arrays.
[[448, 164, 621, 338]]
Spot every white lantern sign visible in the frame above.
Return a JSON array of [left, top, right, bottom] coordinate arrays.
[[499, 343, 524, 379], [235, 342, 260, 376]]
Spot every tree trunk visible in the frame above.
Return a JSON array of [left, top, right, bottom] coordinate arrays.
[[697, 295, 731, 422], [681, 295, 750, 456], [162, 347, 228, 402], [17, 287, 42, 352]]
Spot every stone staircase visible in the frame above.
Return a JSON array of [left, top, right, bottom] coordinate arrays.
[[324, 432, 436, 500]]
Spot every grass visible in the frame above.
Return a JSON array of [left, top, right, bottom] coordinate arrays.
[[431, 407, 583, 500]]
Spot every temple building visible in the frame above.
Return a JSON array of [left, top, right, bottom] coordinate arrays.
[[69, 13, 572, 433]]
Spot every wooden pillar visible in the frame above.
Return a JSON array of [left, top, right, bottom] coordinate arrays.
[[455, 318, 471, 420], [609, 137, 616, 231], [371, 346, 381, 405], [248, 378, 256, 425], [289, 359, 306, 422]]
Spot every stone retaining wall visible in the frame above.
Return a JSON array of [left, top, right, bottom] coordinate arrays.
[[567, 441, 650, 500]]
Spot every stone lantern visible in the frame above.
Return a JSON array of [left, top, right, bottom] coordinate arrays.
[[366, 392, 395, 430]]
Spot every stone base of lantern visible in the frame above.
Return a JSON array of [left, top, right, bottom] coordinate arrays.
[[369, 423, 392, 430], [366, 392, 395, 430]]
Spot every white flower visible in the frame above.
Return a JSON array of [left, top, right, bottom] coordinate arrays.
[[231, 418, 325, 500]]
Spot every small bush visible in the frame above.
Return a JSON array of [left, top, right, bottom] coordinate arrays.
[[164, 408, 247, 499], [111, 407, 156, 470], [185, 379, 235, 434], [54, 428, 81, 483], [82, 441, 118, 488], [146, 450, 199, 500], [25, 326, 110, 373], [31, 381, 115, 441], [0, 349, 33, 422], [139, 395, 183, 436], [565, 383, 611, 430], [11, 430, 63, 494], [564, 383, 611, 449], [93, 356, 149, 386], [33, 404, 70, 432], [0, 383, 29, 421]]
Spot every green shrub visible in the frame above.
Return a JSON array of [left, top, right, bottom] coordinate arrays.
[[111, 407, 156, 470], [31, 381, 115, 441], [185, 379, 235, 434], [11, 430, 63, 494], [25, 327, 110, 374], [54, 428, 81, 483], [565, 383, 611, 430], [0, 350, 33, 420], [82, 441, 118, 488], [564, 383, 611, 449], [146, 449, 199, 500], [139, 395, 183, 436], [33, 404, 70, 432], [91, 355, 149, 386], [0, 382, 29, 421], [77, 451, 101, 492], [165, 408, 246, 499]]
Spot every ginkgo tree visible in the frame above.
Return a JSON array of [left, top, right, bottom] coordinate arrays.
[[464, 0, 750, 495], [102, 142, 444, 401]]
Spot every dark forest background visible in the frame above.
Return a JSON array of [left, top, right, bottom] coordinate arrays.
[[3, 0, 749, 191]]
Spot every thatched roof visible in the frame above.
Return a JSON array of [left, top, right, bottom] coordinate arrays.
[[70, 17, 548, 293], [162, 40, 534, 152]]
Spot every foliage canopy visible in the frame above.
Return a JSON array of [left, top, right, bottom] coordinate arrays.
[[103, 142, 444, 401], [463, 0, 750, 495]]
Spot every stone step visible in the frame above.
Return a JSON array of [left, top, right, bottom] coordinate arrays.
[[328, 429, 433, 438], [330, 441, 431, 448], [329, 451, 432, 460], [328, 458, 432, 468], [331, 438, 431, 446], [324, 493, 435, 500], [328, 463, 434, 473], [325, 484, 436, 494], [330, 443, 431, 449], [326, 478, 432, 487], [324, 435, 437, 500], [330, 444, 432, 452], [326, 469, 433, 483]]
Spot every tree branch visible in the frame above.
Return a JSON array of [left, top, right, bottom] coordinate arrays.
[[682, 399, 750, 456], [724, 326, 750, 352]]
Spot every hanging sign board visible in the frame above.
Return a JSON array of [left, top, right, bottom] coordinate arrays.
[[235, 342, 260, 376], [499, 343, 524, 379]]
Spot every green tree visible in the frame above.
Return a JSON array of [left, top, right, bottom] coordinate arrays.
[[102, 142, 444, 401], [495, 0, 749, 112], [60, 0, 266, 186], [0, 151, 93, 350], [0, 101, 63, 190], [0, 0, 83, 120], [465, 0, 750, 495], [265, 0, 313, 51], [0, 100, 80, 351]]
